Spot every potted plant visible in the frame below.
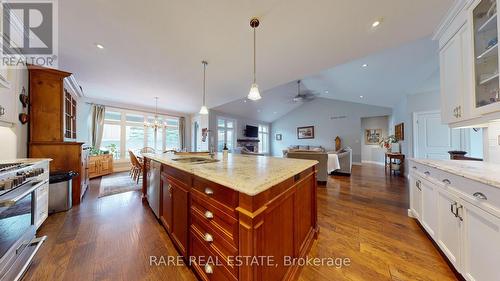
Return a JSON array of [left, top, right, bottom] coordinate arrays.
[[379, 135, 398, 152]]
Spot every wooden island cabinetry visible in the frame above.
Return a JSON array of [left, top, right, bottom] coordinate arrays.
[[144, 154, 318, 281]]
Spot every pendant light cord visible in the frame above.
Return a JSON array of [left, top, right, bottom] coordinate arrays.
[[203, 62, 207, 105], [253, 26, 256, 84]]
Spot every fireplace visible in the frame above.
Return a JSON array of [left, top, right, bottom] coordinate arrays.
[[237, 139, 260, 153]]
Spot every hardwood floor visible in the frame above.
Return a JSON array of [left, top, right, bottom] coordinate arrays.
[[23, 165, 459, 281]]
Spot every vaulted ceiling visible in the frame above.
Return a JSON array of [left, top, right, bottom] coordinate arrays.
[[58, 0, 453, 114]]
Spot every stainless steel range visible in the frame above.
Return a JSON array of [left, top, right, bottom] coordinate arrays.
[[0, 160, 49, 281]]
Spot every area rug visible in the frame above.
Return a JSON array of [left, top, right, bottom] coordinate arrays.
[[98, 172, 142, 198]]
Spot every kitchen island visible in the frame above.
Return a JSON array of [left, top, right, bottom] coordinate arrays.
[[142, 153, 319, 281]]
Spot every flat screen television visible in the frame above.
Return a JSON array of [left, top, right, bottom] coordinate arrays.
[[245, 125, 258, 137]]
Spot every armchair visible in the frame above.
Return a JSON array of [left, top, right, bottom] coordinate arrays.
[[334, 147, 352, 175]]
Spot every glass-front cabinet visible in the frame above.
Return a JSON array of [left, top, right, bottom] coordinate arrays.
[[472, 0, 500, 112]]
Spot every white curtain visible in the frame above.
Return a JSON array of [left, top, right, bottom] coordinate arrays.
[[179, 116, 185, 150], [90, 104, 105, 149]]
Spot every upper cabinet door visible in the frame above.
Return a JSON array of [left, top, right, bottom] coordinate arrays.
[[471, 0, 500, 114], [440, 24, 467, 124]]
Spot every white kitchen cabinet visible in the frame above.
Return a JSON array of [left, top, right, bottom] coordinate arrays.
[[35, 181, 49, 229], [437, 187, 462, 269], [440, 23, 470, 123], [461, 200, 500, 281], [409, 175, 422, 219], [409, 159, 500, 280], [0, 69, 16, 126], [435, 0, 500, 126], [470, 0, 500, 115], [421, 178, 439, 238]]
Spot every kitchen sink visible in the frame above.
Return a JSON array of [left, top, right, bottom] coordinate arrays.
[[171, 157, 219, 164]]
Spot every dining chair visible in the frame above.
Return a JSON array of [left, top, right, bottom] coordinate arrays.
[[140, 147, 156, 154], [128, 150, 143, 184]]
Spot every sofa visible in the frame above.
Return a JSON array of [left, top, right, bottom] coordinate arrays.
[[286, 151, 328, 183], [282, 145, 326, 157]]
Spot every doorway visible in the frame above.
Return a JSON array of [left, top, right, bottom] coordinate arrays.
[[413, 111, 483, 160]]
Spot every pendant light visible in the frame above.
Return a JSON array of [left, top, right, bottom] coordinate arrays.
[[199, 60, 209, 115], [248, 18, 262, 101], [144, 97, 165, 130]]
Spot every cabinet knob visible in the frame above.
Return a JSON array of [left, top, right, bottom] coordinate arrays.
[[0, 105, 5, 117], [204, 264, 213, 274], [204, 233, 213, 243], [204, 187, 214, 195], [204, 211, 214, 219], [473, 192, 487, 200]]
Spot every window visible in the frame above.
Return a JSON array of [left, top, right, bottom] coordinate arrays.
[[217, 117, 235, 151], [258, 124, 269, 153], [102, 123, 121, 159], [165, 118, 180, 150], [100, 107, 181, 161]]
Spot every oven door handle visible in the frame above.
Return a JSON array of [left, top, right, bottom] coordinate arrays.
[[0, 179, 48, 207], [12, 236, 47, 281]]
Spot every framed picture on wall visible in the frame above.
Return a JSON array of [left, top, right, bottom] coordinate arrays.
[[276, 134, 282, 141], [395, 123, 404, 141], [365, 129, 382, 145], [297, 126, 314, 139]]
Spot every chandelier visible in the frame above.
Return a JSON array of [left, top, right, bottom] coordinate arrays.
[[144, 97, 165, 130]]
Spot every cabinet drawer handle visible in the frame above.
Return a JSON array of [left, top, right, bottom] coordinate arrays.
[[450, 202, 458, 217], [424, 171, 430, 176], [457, 205, 463, 221], [204, 264, 213, 274], [416, 180, 421, 190], [204, 211, 214, 219], [473, 192, 487, 200], [412, 166, 417, 170], [442, 179, 451, 185], [204, 187, 214, 195], [167, 184, 173, 197], [204, 233, 213, 243]]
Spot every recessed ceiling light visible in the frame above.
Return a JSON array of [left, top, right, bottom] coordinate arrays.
[[372, 21, 380, 28], [324, 90, 329, 94], [360, 95, 364, 99], [96, 44, 104, 49], [243, 99, 247, 103], [362, 64, 368, 68]]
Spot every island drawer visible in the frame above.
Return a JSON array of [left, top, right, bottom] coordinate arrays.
[[191, 195, 239, 245], [192, 176, 238, 209], [190, 227, 238, 281], [191, 214, 238, 269]]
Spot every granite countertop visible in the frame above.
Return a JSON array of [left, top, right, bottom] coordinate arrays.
[[409, 158, 500, 188], [0, 158, 52, 165], [143, 153, 318, 196]]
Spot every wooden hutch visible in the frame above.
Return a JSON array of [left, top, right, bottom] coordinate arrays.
[[28, 65, 89, 205]]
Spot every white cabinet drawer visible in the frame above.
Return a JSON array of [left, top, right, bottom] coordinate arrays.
[[409, 161, 500, 216]]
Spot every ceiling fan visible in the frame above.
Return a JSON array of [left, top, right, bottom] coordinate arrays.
[[292, 80, 319, 102]]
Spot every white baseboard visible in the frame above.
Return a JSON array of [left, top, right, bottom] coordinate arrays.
[[361, 160, 385, 166], [352, 162, 362, 166], [408, 209, 416, 218]]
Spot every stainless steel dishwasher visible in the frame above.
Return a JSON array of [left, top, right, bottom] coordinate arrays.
[[147, 160, 161, 218]]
